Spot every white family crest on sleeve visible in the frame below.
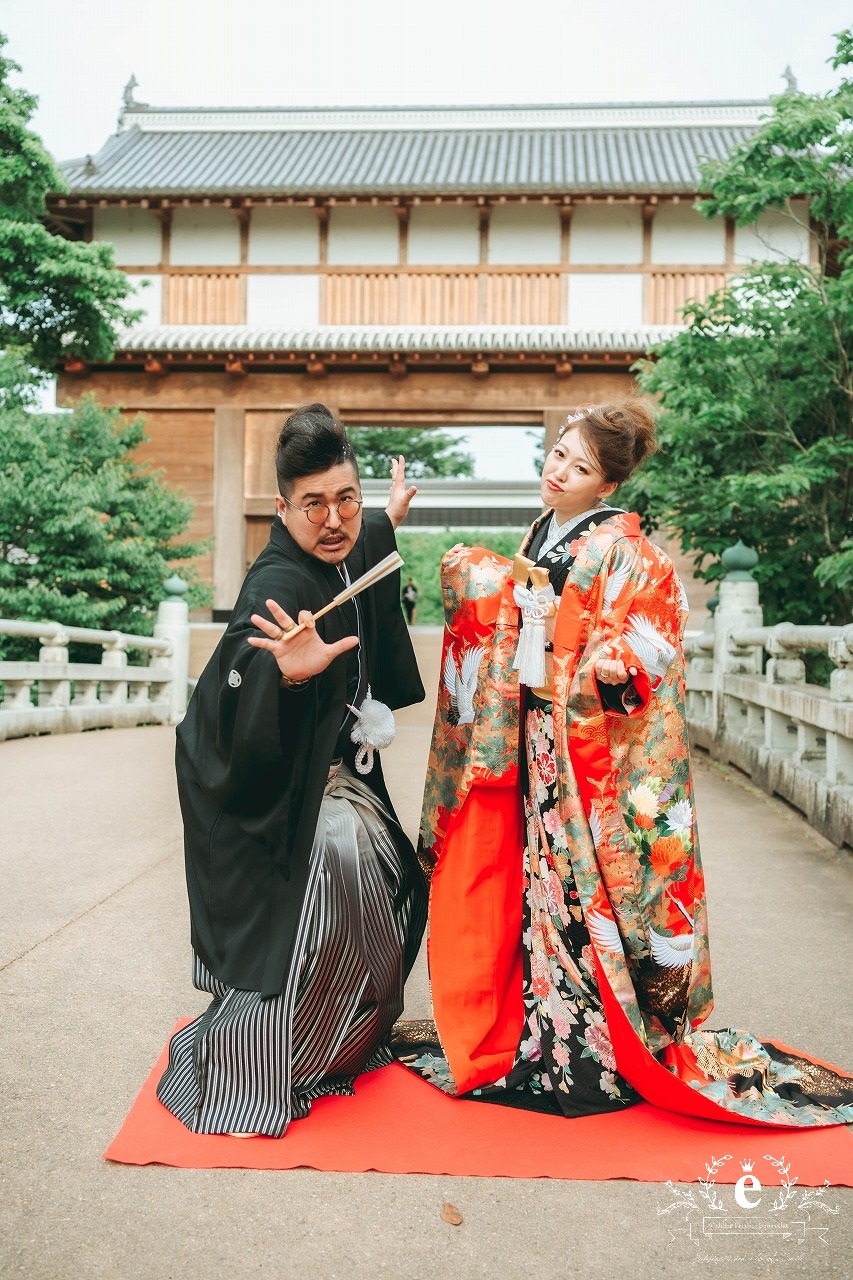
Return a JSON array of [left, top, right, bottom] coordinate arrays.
[[623, 614, 677, 680], [227, 669, 242, 688], [443, 644, 486, 726]]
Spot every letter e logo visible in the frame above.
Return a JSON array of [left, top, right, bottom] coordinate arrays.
[[735, 1173, 762, 1208]]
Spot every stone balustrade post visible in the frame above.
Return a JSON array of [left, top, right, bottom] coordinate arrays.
[[712, 541, 763, 742], [154, 575, 191, 723], [37, 628, 71, 708], [764, 623, 806, 686], [99, 638, 129, 705], [826, 629, 853, 785], [828, 630, 853, 703]]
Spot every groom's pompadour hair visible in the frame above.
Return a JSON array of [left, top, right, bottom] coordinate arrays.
[[275, 403, 358, 496]]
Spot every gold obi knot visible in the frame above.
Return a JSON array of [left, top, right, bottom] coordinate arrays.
[[512, 555, 557, 699], [512, 555, 556, 603]]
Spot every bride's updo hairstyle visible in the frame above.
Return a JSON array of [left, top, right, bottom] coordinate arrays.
[[560, 397, 658, 485]]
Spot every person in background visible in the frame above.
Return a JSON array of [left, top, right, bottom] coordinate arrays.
[[158, 403, 428, 1138], [402, 577, 418, 625]]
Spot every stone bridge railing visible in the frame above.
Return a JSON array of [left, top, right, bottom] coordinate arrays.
[[0, 579, 190, 742], [684, 543, 853, 849]]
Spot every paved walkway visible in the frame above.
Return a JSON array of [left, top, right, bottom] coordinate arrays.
[[2, 631, 852, 1280]]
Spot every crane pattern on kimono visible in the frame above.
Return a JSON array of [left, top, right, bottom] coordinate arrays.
[[623, 614, 677, 683], [443, 644, 486, 726], [586, 896, 696, 969]]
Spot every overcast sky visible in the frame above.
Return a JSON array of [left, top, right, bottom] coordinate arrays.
[[3, 1, 849, 477], [3, 0, 848, 166]]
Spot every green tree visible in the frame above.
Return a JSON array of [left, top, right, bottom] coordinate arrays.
[[349, 427, 475, 478], [0, 353, 211, 648], [0, 32, 138, 369], [623, 27, 853, 625]]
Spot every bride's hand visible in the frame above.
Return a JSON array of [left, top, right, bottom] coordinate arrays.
[[595, 656, 638, 684]]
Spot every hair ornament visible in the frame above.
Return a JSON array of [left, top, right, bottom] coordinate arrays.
[[559, 405, 602, 435]]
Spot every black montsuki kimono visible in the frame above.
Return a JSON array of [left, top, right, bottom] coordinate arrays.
[[175, 510, 426, 998]]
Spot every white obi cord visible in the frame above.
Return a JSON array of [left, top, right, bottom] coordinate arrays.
[[512, 581, 557, 688], [347, 688, 396, 775]]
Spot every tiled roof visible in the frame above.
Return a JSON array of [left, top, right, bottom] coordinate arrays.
[[116, 323, 682, 353], [61, 102, 766, 197]]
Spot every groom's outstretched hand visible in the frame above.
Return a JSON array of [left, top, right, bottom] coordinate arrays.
[[385, 456, 418, 529]]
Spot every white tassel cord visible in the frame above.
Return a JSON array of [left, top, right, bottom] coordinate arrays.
[[512, 582, 556, 687], [347, 692, 396, 775]]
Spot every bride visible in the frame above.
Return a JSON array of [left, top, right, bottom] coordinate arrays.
[[396, 398, 853, 1129]]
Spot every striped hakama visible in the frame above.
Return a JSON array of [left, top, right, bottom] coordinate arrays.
[[157, 762, 421, 1137]]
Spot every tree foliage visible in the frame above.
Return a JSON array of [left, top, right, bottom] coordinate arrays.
[[623, 27, 853, 625], [0, 31, 138, 369], [0, 352, 211, 647], [349, 427, 475, 479]]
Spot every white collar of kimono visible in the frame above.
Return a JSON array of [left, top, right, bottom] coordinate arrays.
[[540, 504, 623, 559]]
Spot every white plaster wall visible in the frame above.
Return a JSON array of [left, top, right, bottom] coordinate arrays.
[[570, 205, 643, 264], [651, 204, 726, 264], [488, 204, 561, 264], [248, 207, 319, 265], [92, 208, 161, 265], [567, 273, 644, 329], [327, 206, 399, 265], [246, 274, 320, 328], [734, 201, 811, 264], [170, 208, 241, 265], [407, 205, 479, 264], [125, 274, 163, 325]]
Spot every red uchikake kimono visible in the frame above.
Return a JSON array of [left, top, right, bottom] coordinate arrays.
[[404, 512, 853, 1128]]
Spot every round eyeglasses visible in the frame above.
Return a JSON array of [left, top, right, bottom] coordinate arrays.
[[283, 495, 363, 526]]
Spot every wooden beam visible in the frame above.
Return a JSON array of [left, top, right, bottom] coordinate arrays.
[[115, 261, 731, 278], [58, 368, 638, 415]]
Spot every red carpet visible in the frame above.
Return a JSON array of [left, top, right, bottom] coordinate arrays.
[[104, 1022, 853, 1182]]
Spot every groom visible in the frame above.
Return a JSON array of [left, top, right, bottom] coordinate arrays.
[[157, 402, 428, 1137]]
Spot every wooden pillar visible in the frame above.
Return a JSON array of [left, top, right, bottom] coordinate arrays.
[[559, 202, 572, 323], [477, 204, 491, 322], [641, 200, 657, 324], [396, 202, 409, 264], [236, 206, 250, 325], [396, 203, 410, 323], [543, 407, 567, 456], [314, 202, 329, 322], [213, 407, 247, 611], [158, 205, 172, 326]]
